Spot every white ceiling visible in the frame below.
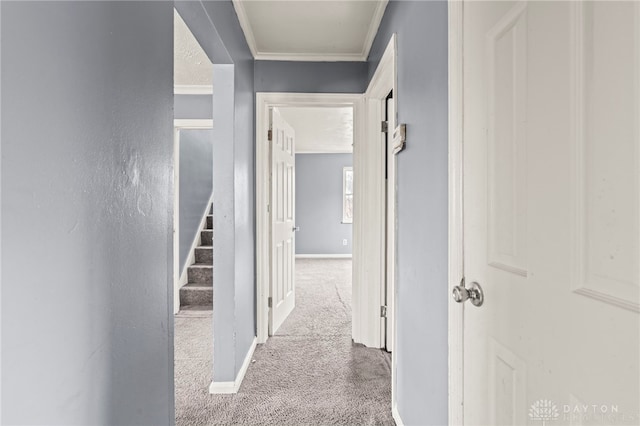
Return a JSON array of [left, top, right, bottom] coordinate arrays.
[[233, 0, 388, 62], [174, 9, 213, 87], [278, 107, 353, 153]]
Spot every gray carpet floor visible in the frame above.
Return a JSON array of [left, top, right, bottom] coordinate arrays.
[[174, 259, 394, 426]]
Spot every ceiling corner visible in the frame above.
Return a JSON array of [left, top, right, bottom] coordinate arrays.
[[361, 0, 389, 60], [232, 0, 258, 59]]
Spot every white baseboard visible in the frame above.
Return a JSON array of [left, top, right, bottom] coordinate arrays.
[[392, 404, 404, 426], [174, 84, 213, 95], [209, 337, 257, 394], [295, 254, 352, 259]]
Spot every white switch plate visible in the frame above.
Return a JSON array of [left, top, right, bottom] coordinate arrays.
[[342, 239, 348, 246]]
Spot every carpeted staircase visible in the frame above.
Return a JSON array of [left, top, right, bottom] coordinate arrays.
[[179, 204, 213, 311]]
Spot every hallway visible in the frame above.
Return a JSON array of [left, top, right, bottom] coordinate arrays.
[[175, 259, 394, 425]]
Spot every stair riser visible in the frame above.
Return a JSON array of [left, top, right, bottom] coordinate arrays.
[[201, 230, 213, 246], [195, 248, 213, 265], [180, 288, 212, 307], [206, 216, 213, 230], [188, 267, 212, 284]]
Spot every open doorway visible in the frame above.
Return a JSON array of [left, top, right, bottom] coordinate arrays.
[[272, 105, 354, 337], [256, 93, 364, 344], [172, 7, 216, 424]]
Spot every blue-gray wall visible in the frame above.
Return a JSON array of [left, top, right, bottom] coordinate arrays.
[[296, 154, 352, 255], [254, 61, 368, 93], [1, 2, 174, 424], [174, 94, 213, 120], [368, 1, 449, 425], [179, 130, 213, 272]]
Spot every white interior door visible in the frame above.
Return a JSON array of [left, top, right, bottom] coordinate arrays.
[[269, 108, 296, 335], [460, 2, 639, 424]]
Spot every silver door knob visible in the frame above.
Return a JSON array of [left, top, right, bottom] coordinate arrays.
[[293, 226, 300, 232], [452, 279, 484, 307]]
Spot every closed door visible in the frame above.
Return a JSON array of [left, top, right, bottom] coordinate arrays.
[[460, 1, 639, 424], [270, 108, 296, 335]]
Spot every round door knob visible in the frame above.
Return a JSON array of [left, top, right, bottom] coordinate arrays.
[[452, 280, 484, 307], [452, 285, 469, 303]]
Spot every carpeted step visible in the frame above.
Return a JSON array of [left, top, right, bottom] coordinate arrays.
[[188, 264, 212, 284], [195, 246, 213, 265], [201, 229, 213, 246], [206, 215, 213, 230], [179, 284, 212, 307]]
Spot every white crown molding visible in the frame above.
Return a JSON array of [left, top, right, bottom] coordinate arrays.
[[361, 0, 389, 60], [174, 85, 213, 95], [232, 0, 259, 58], [209, 337, 257, 394], [255, 52, 367, 62], [233, 0, 388, 62]]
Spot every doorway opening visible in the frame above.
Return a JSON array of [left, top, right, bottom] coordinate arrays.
[[172, 7, 216, 423], [256, 93, 364, 344], [254, 96, 394, 423]]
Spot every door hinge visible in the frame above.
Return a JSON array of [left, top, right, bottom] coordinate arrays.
[[267, 203, 270, 213], [268, 297, 272, 308], [381, 121, 389, 133], [267, 130, 273, 141], [380, 305, 388, 318]]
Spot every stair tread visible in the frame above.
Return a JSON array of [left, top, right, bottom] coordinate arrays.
[[182, 282, 213, 289], [176, 306, 212, 317], [195, 246, 212, 250], [188, 264, 212, 269]]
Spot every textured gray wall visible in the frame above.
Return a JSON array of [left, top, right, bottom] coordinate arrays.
[[368, 1, 449, 424], [295, 154, 353, 255], [254, 61, 368, 93], [1, 2, 174, 424], [174, 94, 213, 120], [179, 130, 213, 272]]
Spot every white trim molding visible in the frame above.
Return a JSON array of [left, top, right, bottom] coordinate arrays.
[[256, 93, 364, 345], [295, 254, 352, 259], [392, 404, 404, 426], [232, 0, 387, 62], [447, 1, 465, 424], [174, 85, 213, 95], [361, 33, 397, 409], [209, 338, 257, 394], [174, 119, 214, 130]]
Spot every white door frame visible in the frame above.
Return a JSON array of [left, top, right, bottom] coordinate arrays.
[[256, 92, 364, 344], [448, 1, 465, 424], [173, 119, 214, 314], [364, 33, 398, 417]]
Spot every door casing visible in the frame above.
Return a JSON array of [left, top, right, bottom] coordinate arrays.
[[447, 1, 465, 424], [256, 92, 364, 344], [362, 32, 398, 418]]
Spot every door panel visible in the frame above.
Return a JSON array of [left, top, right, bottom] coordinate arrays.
[[270, 108, 296, 335], [462, 2, 639, 425]]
